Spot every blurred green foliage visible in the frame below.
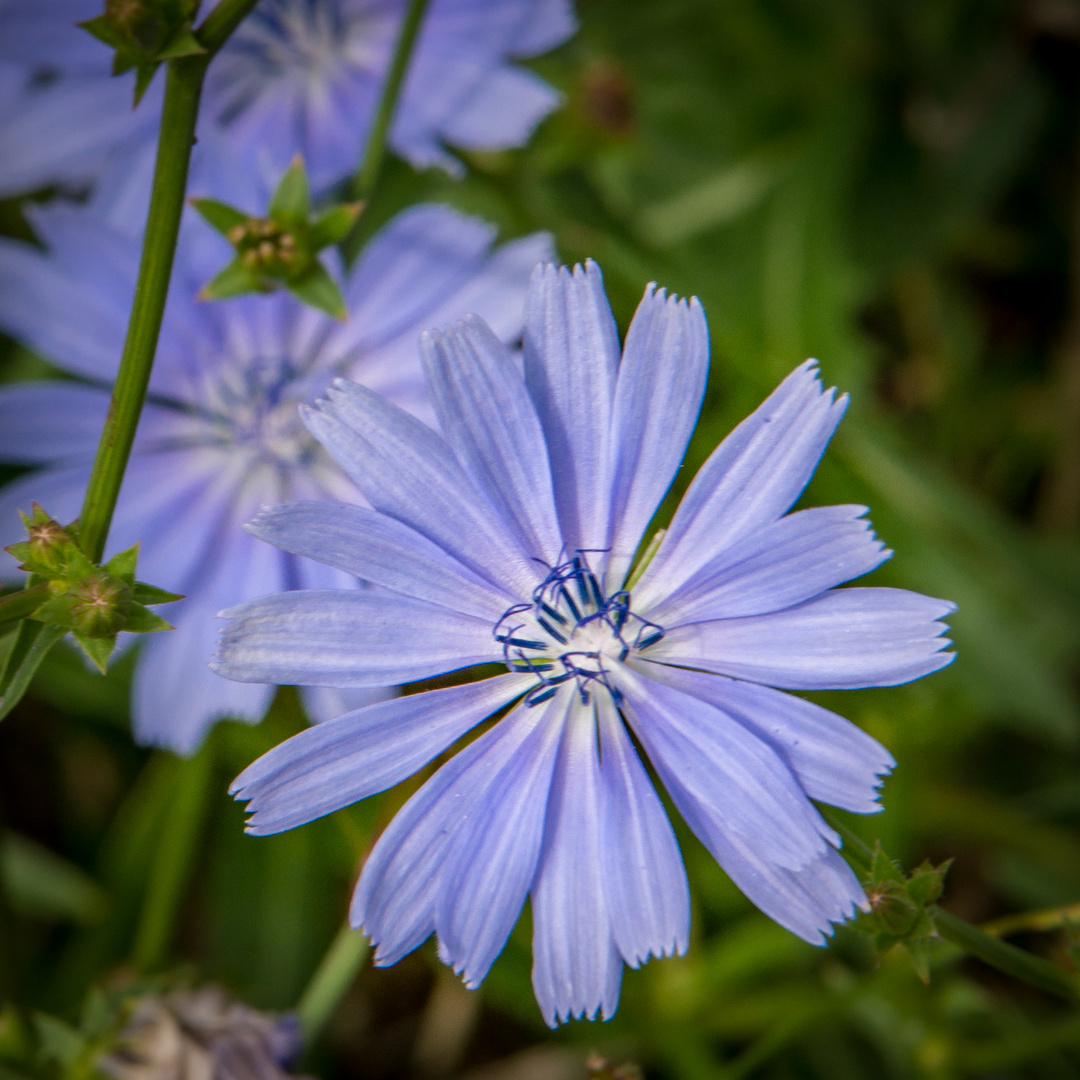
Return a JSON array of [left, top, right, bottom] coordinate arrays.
[[4, 0, 1080, 1077]]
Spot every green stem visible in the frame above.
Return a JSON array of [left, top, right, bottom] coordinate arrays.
[[76, 58, 206, 562], [0, 587, 48, 629], [983, 901, 1080, 938], [77, 0, 260, 562], [296, 923, 370, 1043], [351, 0, 432, 202], [130, 746, 215, 972], [931, 906, 1079, 1002]]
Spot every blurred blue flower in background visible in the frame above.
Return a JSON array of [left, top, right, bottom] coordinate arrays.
[[0, 0, 576, 199], [215, 260, 955, 1025], [0, 200, 552, 752]]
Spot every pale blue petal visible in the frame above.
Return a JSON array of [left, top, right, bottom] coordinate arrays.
[[438, 65, 562, 151], [651, 587, 956, 690], [301, 380, 539, 593], [245, 501, 512, 621], [524, 261, 620, 554], [435, 692, 567, 988], [332, 206, 498, 357], [531, 701, 622, 1026], [421, 316, 563, 565], [606, 286, 708, 589], [213, 589, 500, 687], [0, 234, 129, 382], [231, 673, 532, 835], [638, 662, 894, 814], [617, 667, 835, 871], [0, 382, 109, 463], [635, 362, 847, 610], [650, 505, 890, 625], [596, 695, 689, 966], [299, 685, 397, 725], [507, 0, 577, 55], [352, 700, 554, 966], [133, 525, 286, 754]]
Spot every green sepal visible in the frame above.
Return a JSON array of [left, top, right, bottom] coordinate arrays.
[[199, 258, 264, 300], [191, 197, 250, 237], [122, 604, 173, 633], [288, 262, 347, 320], [28, 595, 83, 631], [132, 62, 161, 106], [78, 15, 122, 48], [156, 25, 206, 60], [104, 542, 140, 585], [269, 155, 312, 226], [309, 202, 364, 250], [71, 632, 117, 675], [132, 582, 184, 605]]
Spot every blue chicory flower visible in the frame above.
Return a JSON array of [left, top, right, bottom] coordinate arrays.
[[0, 201, 552, 752], [215, 260, 955, 1025], [0, 0, 576, 199]]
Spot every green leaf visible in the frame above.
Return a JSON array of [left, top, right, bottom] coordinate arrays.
[[77, 16, 121, 48], [288, 262, 347, 320], [269, 155, 312, 226], [132, 61, 161, 106], [191, 197, 249, 237], [132, 581, 184, 605], [71, 631, 117, 675], [122, 604, 173, 633], [0, 622, 65, 721], [1, 832, 108, 925], [156, 25, 206, 59], [104, 542, 140, 585], [309, 202, 364, 250], [31, 1014, 84, 1068], [199, 258, 262, 301]]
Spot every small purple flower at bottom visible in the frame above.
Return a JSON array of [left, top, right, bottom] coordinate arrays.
[[214, 260, 954, 1026]]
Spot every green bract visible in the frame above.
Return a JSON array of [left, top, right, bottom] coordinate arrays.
[[3, 504, 181, 673], [80, 0, 205, 105], [191, 155, 362, 320]]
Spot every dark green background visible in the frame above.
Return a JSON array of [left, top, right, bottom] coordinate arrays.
[[4, 0, 1080, 1076]]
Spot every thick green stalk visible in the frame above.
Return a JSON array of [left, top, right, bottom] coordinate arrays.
[[351, 0, 432, 202], [78, 0, 260, 562], [76, 59, 206, 562]]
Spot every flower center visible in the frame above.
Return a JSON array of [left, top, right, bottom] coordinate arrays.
[[496, 553, 665, 708]]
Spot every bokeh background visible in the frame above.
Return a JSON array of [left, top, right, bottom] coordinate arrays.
[[4, 0, 1080, 1077]]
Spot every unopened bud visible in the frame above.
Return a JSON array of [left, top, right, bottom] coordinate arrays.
[[27, 516, 73, 574]]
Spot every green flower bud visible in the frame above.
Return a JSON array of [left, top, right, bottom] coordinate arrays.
[[68, 570, 133, 638]]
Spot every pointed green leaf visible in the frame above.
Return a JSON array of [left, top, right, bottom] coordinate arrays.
[[156, 25, 206, 59], [122, 604, 173, 633], [1, 832, 108, 925], [269, 155, 312, 225], [78, 16, 121, 48], [289, 262, 347, 320], [28, 596, 79, 631], [104, 542, 140, 585], [199, 258, 262, 301], [71, 631, 116, 675], [132, 62, 161, 106], [132, 582, 184, 605], [191, 197, 249, 237], [309, 202, 364, 250], [0, 622, 65, 722]]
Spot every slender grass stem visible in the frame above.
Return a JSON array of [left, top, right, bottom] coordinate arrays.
[[351, 0, 433, 203], [296, 924, 370, 1042], [130, 745, 215, 972], [983, 902, 1080, 939]]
